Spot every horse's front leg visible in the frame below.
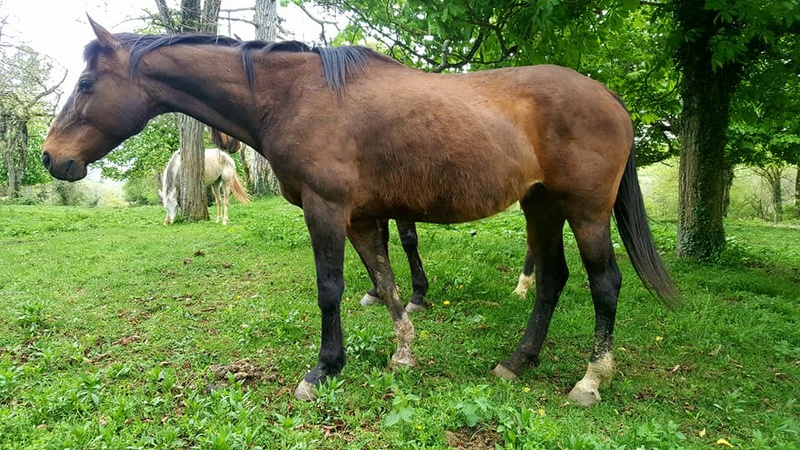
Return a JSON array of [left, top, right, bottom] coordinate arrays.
[[349, 219, 416, 369], [294, 199, 347, 401]]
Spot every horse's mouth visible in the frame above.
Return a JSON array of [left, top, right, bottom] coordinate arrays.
[[41, 151, 88, 182]]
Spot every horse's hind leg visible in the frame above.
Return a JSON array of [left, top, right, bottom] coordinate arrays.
[[493, 187, 568, 379], [360, 220, 429, 311], [360, 218, 391, 307], [220, 180, 231, 225], [349, 218, 416, 369], [565, 215, 620, 407], [211, 181, 223, 224], [397, 221, 429, 311]]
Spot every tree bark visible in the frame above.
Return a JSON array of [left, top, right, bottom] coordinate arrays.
[[674, 0, 742, 259], [795, 165, 800, 211], [755, 165, 784, 223], [1, 113, 28, 197], [721, 162, 733, 218], [251, 0, 281, 196], [178, 115, 209, 221]]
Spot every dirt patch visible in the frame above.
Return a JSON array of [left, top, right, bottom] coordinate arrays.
[[208, 358, 275, 389], [445, 427, 502, 449]]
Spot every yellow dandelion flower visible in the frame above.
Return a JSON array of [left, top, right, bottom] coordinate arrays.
[[443, 300, 451, 306]]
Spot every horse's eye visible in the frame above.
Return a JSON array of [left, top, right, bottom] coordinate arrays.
[[78, 77, 95, 92]]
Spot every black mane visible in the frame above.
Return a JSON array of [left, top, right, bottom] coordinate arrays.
[[83, 32, 400, 95]]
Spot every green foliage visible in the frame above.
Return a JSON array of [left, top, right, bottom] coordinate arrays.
[[123, 176, 161, 206], [452, 384, 493, 427], [0, 44, 58, 192], [50, 180, 87, 206]]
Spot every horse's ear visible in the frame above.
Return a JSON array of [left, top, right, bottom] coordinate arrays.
[[87, 14, 120, 48]]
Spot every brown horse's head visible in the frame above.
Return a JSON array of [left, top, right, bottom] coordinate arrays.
[[42, 17, 152, 181]]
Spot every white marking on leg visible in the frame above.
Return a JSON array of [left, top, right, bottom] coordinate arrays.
[[513, 273, 534, 297], [359, 292, 383, 306], [389, 311, 416, 369], [567, 351, 614, 407]]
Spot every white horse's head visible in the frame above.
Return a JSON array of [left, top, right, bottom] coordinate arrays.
[[159, 187, 179, 225]]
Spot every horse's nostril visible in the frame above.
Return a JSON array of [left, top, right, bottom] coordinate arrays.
[[42, 152, 52, 169]]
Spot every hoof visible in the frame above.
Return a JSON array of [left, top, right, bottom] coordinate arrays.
[[294, 380, 317, 401], [405, 302, 428, 313], [389, 352, 417, 370], [567, 381, 602, 407], [491, 363, 518, 380], [359, 293, 383, 307]]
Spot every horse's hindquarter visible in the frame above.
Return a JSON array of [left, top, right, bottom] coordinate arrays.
[[503, 66, 634, 211], [203, 149, 236, 185]]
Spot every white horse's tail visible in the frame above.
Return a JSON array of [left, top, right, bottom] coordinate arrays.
[[230, 173, 250, 204]]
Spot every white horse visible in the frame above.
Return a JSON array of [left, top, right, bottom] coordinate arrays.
[[159, 148, 250, 226]]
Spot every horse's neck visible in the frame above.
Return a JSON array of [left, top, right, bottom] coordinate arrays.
[[162, 152, 181, 192], [143, 46, 276, 149]]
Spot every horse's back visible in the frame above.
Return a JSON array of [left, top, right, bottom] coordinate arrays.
[[335, 64, 632, 222]]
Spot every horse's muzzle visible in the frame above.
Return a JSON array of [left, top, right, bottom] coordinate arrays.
[[42, 151, 88, 182]]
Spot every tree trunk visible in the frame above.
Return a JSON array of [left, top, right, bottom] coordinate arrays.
[[3, 146, 16, 197], [721, 162, 733, 218], [795, 165, 799, 212], [758, 165, 784, 224], [674, 0, 742, 260], [178, 115, 209, 222], [1, 114, 28, 198], [251, 0, 281, 196]]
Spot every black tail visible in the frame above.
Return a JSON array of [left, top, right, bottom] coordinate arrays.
[[614, 147, 680, 308]]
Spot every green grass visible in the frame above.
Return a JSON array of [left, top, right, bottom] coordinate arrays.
[[0, 198, 798, 449]]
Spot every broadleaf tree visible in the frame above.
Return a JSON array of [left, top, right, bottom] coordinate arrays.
[[669, 0, 799, 258], [0, 43, 63, 197]]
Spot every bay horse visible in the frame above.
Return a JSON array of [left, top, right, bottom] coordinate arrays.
[[159, 147, 250, 226], [42, 19, 678, 406]]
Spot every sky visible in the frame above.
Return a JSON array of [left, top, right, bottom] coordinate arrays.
[[2, 0, 342, 104]]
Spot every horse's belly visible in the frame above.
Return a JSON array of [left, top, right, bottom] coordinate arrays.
[[359, 168, 536, 224]]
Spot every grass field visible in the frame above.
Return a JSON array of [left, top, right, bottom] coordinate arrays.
[[0, 198, 798, 449]]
